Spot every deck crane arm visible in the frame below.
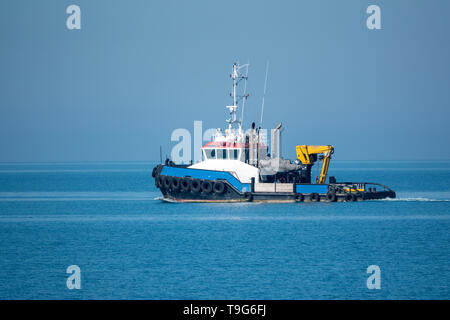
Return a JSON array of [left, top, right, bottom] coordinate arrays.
[[295, 145, 334, 184]]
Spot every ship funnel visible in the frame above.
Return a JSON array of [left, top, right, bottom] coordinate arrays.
[[271, 122, 282, 159]]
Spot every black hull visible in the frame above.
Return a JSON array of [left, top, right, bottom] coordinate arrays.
[[160, 189, 396, 203], [152, 165, 396, 203]]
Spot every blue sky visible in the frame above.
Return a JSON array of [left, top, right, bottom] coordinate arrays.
[[0, 0, 449, 161]]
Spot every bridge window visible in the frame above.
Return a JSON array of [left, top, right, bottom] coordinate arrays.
[[204, 149, 216, 160], [217, 149, 227, 159], [228, 149, 240, 160]]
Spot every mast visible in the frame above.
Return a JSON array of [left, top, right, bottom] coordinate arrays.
[[226, 62, 249, 131]]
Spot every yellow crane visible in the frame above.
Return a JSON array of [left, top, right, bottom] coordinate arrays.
[[296, 145, 334, 184]]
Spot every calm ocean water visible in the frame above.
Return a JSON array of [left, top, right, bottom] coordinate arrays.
[[0, 161, 448, 299]]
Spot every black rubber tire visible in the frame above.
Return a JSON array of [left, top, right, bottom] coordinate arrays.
[[180, 178, 190, 192], [152, 167, 157, 178], [171, 177, 180, 191], [201, 180, 213, 193], [162, 176, 171, 190], [155, 175, 161, 188], [345, 193, 357, 202], [310, 193, 320, 202], [190, 179, 201, 193], [244, 192, 253, 201], [295, 193, 304, 202], [326, 192, 337, 202], [213, 181, 226, 194]]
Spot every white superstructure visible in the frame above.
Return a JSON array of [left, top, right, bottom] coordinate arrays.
[[187, 62, 267, 182]]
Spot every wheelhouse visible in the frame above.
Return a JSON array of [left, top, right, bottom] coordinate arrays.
[[202, 141, 268, 164], [202, 142, 245, 161]]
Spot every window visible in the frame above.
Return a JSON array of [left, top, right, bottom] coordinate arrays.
[[229, 149, 239, 160], [204, 149, 216, 160], [217, 149, 227, 159]]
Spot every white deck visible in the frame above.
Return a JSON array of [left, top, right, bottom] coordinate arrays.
[[188, 160, 259, 183]]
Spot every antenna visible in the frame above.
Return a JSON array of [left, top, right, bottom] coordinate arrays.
[[259, 60, 269, 128]]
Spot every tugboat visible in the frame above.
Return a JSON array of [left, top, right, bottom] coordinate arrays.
[[152, 62, 396, 203]]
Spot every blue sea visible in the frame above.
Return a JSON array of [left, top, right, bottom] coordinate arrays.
[[0, 161, 449, 300]]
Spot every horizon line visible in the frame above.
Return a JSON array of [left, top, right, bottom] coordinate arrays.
[[0, 159, 450, 164]]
